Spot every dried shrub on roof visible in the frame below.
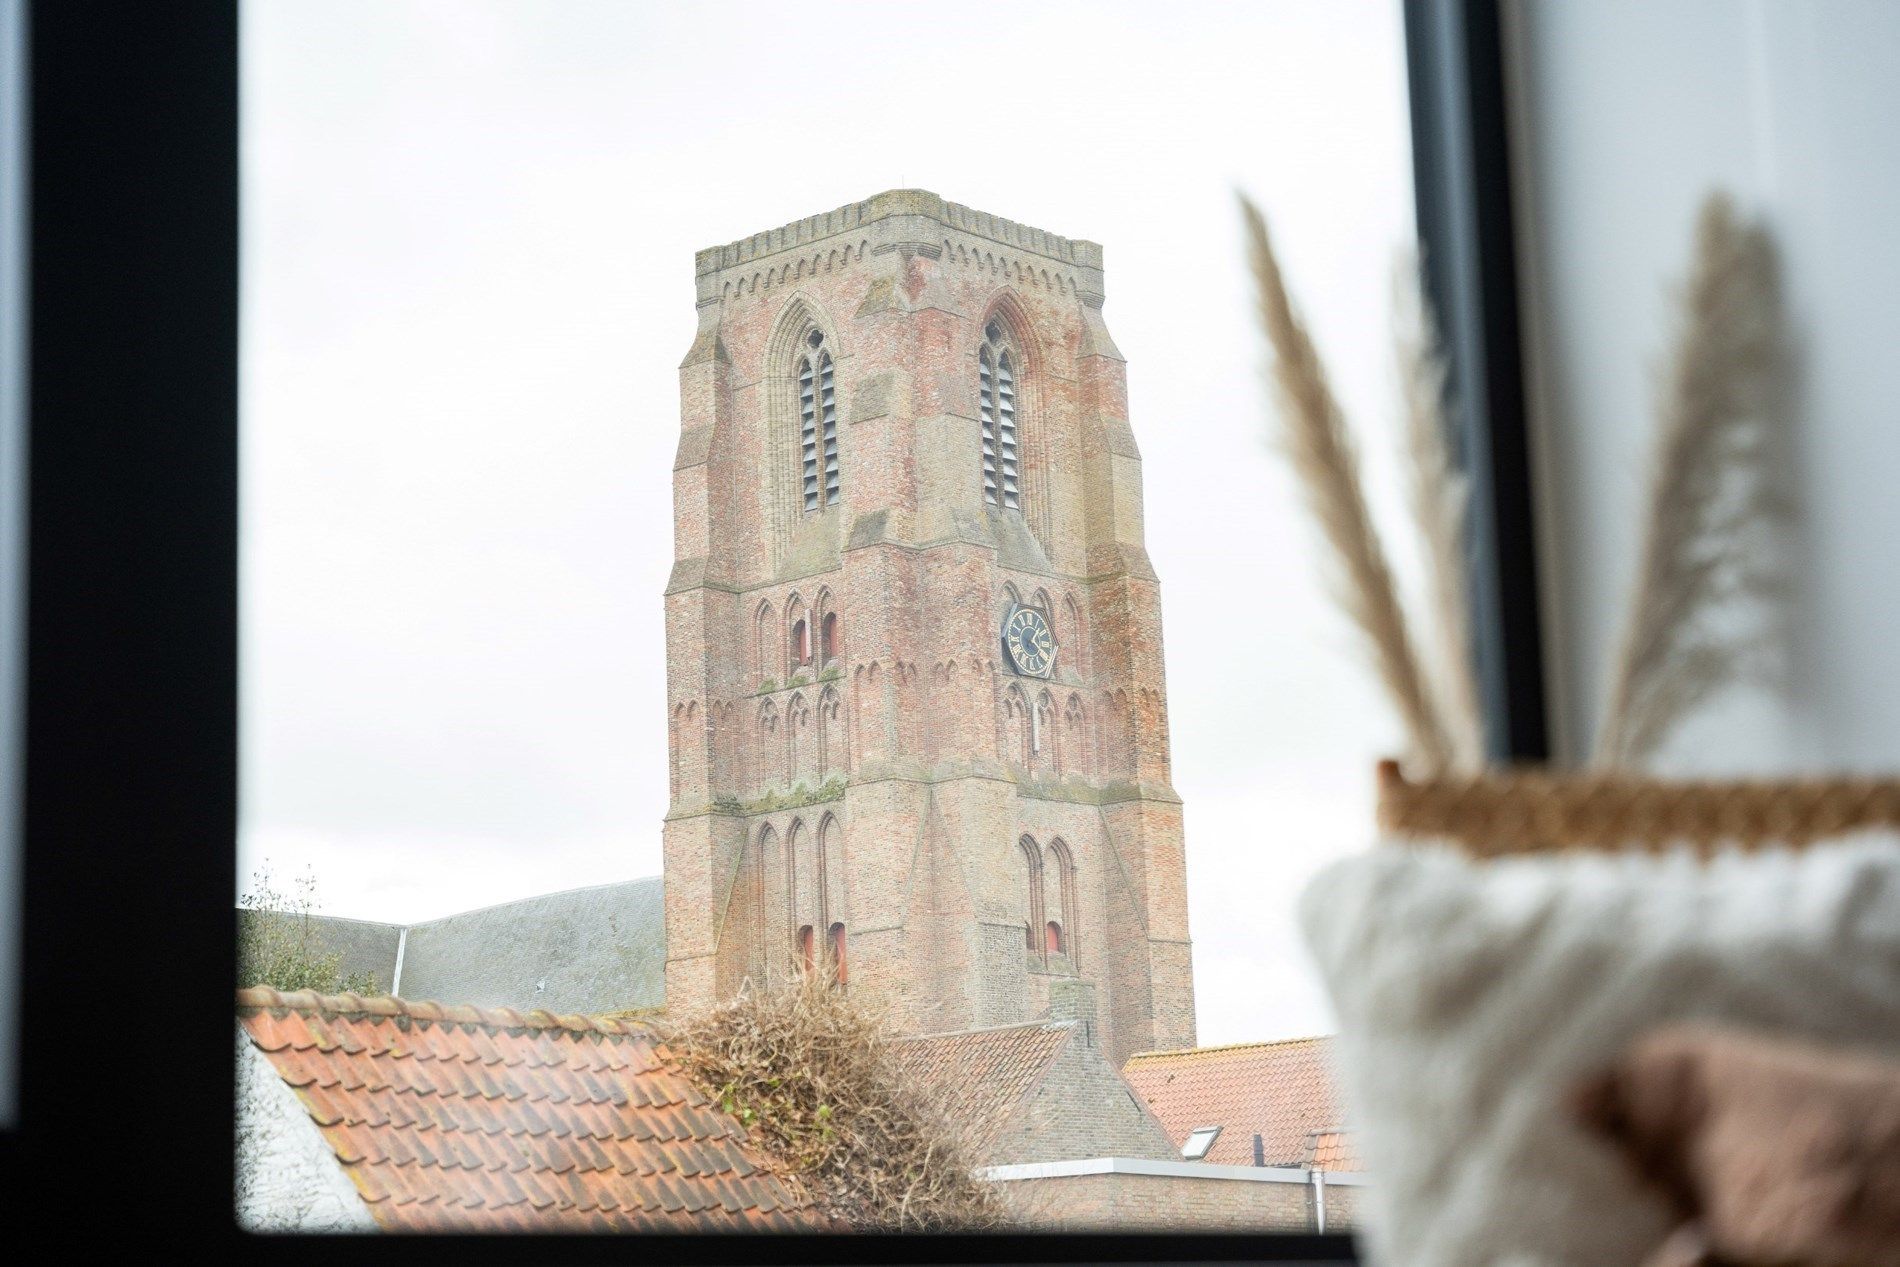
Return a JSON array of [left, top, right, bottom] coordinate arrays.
[[657, 970, 1007, 1232]]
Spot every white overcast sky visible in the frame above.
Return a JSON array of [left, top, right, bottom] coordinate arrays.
[[240, 0, 1419, 1046]]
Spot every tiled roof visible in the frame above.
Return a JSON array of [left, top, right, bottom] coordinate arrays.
[[237, 987, 834, 1232], [1304, 1129, 1360, 1172], [889, 1021, 1073, 1158], [1122, 1036, 1351, 1170]]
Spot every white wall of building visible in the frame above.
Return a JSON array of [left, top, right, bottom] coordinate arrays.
[[235, 1028, 377, 1234], [1505, 0, 1900, 772]]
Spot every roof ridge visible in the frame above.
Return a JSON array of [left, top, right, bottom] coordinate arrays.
[[401, 873, 662, 928], [237, 909, 404, 931], [235, 985, 657, 1038], [892, 1017, 1075, 1043], [1124, 1034, 1334, 1061]]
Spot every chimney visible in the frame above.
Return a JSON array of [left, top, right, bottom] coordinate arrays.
[[1254, 1133, 1266, 1167], [1047, 979, 1098, 1047]]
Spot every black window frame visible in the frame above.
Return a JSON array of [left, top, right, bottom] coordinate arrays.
[[0, 1, 1544, 1259]]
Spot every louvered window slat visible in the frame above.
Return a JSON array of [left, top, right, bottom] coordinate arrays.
[[799, 356, 819, 511], [797, 333, 840, 513], [995, 347, 1026, 509], [819, 353, 839, 506]]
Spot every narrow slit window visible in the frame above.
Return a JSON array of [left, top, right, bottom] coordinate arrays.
[[819, 351, 838, 506], [979, 321, 1020, 510], [798, 329, 838, 513]]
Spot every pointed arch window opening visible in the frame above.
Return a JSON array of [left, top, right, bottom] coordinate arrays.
[[1047, 838, 1078, 970], [828, 922, 847, 986], [819, 611, 839, 665], [979, 321, 1020, 510], [792, 617, 811, 668], [1019, 836, 1045, 954], [798, 328, 840, 514]]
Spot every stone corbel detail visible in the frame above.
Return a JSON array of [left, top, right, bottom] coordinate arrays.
[[1077, 294, 1124, 362], [851, 370, 904, 425], [673, 423, 713, 471], [678, 305, 728, 369], [665, 557, 710, 595]]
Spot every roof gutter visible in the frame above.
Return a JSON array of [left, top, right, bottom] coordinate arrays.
[[977, 1156, 1367, 1186]]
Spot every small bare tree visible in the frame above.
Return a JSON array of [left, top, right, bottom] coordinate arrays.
[[237, 862, 378, 994]]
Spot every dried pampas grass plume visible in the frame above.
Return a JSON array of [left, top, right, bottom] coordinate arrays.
[[1595, 193, 1782, 768], [1395, 253, 1485, 771], [1240, 194, 1452, 773]]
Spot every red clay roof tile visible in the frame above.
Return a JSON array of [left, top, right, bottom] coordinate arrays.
[[1121, 1036, 1356, 1171], [888, 1020, 1073, 1159], [238, 986, 838, 1232]]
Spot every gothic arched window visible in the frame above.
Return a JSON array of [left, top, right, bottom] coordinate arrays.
[[828, 922, 847, 986], [1018, 835, 1044, 952], [1046, 838, 1076, 965], [798, 329, 840, 512], [820, 611, 838, 664], [755, 601, 776, 685], [785, 594, 809, 676], [978, 321, 1020, 510], [1064, 593, 1087, 677]]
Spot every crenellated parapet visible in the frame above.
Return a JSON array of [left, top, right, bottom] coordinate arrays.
[[695, 188, 1108, 309]]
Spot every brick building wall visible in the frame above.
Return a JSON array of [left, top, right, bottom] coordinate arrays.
[[990, 982, 1177, 1165], [662, 190, 1194, 1065]]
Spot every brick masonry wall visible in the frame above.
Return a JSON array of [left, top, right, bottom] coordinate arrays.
[[996, 1171, 1361, 1234], [992, 1013, 1177, 1165], [663, 190, 1195, 1066]]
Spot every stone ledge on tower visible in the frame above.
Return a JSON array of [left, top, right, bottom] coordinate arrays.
[[695, 188, 1107, 310]]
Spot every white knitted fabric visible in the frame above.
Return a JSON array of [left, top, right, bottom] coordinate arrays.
[[1299, 834, 1900, 1267]]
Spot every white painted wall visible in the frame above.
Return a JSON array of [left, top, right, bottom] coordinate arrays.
[[235, 1027, 377, 1234], [1506, 0, 1900, 772]]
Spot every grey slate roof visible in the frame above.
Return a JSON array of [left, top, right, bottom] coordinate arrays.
[[243, 876, 665, 1017], [238, 909, 404, 994], [400, 876, 665, 1015]]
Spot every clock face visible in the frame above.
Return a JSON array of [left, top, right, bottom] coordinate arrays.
[[1002, 605, 1057, 678]]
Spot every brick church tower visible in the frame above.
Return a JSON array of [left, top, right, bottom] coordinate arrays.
[[662, 190, 1194, 1065]]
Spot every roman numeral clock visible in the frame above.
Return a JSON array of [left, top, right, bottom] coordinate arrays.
[[1002, 603, 1057, 678]]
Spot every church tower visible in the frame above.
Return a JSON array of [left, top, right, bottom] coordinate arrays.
[[662, 190, 1194, 1065]]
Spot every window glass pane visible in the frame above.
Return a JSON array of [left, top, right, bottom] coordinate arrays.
[[240, 0, 1416, 1236]]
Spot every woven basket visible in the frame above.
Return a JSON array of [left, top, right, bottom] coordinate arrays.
[[1375, 759, 1900, 858]]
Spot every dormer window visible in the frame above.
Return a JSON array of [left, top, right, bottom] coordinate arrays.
[[1182, 1125, 1222, 1161], [798, 329, 839, 512], [979, 321, 1020, 510]]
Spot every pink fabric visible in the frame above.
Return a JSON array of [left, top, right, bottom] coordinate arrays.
[[1574, 1024, 1900, 1267]]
